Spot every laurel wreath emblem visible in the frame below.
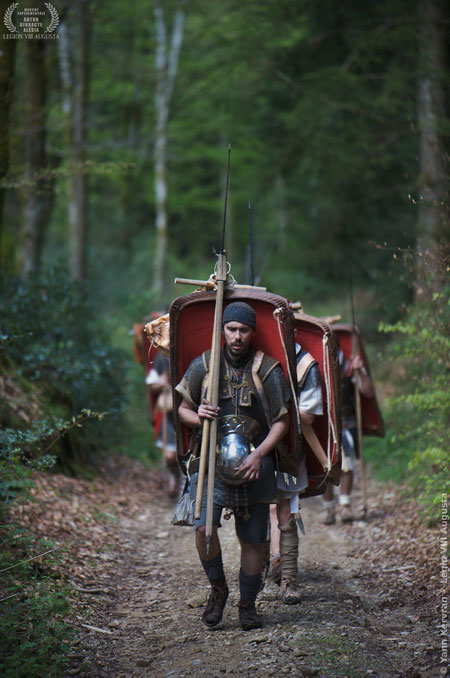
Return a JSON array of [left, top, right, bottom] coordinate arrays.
[[45, 2, 59, 32], [3, 2, 18, 33]]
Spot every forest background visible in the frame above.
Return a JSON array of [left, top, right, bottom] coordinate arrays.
[[1, 0, 449, 514], [0, 0, 448, 674], [1, 0, 449, 507]]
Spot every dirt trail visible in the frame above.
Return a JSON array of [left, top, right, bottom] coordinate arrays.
[[44, 457, 443, 678], [11, 456, 443, 678]]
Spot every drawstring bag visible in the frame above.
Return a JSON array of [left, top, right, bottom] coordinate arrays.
[[171, 478, 195, 526]]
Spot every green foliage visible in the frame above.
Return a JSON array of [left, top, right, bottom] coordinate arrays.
[[0, 410, 107, 509], [0, 528, 73, 678], [0, 269, 127, 501], [376, 275, 449, 523], [1, 269, 125, 416], [33, 0, 432, 325], [119, 360, 161, 465]]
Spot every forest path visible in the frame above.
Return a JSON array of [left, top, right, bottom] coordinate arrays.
[[18, 456, 442, 678]]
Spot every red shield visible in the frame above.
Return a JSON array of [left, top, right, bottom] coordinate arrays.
[[294, 313, 342, 496], [331, 323, 385, 437], [170, 288, 301, 475]]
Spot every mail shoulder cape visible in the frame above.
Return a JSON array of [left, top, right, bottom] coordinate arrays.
[[175, 348, 290, 436], [176, 347, 290, 506]]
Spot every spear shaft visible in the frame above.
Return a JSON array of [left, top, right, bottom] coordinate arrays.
[[248, 202, 254, 286], [349, 273, 368, 519], [195, 147, 231, 554], [221, 145, 231, 254]]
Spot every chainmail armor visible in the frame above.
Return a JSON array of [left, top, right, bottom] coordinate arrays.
[[176, 347, 290, 508]]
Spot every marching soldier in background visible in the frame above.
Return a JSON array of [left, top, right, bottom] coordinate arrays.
[[146, 351, 180, 498], [133, 316, 180, 498], [322, 347, 374, 524], [269, 339, 323, 604]]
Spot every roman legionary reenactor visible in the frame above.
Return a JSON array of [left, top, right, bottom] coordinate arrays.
[[133, 313, 180, 497], [175, 301, 291, 631], [322, 322, 384, 523], [268, 306, 341, 603]]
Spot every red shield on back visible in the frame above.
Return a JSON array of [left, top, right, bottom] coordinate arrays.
[[170, 288, 301, 475], [331, 323, 385, 437], [294, 313, 342, 496]]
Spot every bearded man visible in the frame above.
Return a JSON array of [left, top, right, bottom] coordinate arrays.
[[176, 302, 290, 631]]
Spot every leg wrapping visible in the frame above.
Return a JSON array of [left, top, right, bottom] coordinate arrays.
[[279, 518, 298, 583]]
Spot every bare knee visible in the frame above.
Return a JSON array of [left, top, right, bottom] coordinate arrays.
[[269, 504, 277, 523], [277, 497, 291, 527], [164, 449, 178, 464], [196, 525, 206, 537]]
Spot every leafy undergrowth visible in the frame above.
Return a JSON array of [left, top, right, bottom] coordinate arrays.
[[0, 528, 74, 678], [1, 454, 163, 678]]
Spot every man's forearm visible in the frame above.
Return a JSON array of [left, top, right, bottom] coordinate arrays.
[[178, 403, 201, 428], [255, 414, 289, 458], [300, 409, 315, 426]]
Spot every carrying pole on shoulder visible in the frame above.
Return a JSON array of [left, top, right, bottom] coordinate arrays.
[[203, 253, 227, 553], [194, 255, 227, 521], [350, 276, 368, 520]]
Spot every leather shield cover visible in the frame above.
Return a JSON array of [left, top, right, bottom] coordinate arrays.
[[170, 288, 301, 476], [142, 326, 160, 430]]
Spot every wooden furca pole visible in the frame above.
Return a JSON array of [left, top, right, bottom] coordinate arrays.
[[352, 328, 368, 519], [205, 253, 227, 553], [194, 255, 228, 540]]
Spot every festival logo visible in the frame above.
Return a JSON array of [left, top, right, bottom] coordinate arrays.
[[3, 2, 60, 39]]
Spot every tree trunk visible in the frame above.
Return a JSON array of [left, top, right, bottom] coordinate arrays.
[[58, 1, 91, 282], [152, 0, 186, 304], [416, 0, 446, 297], [0, 0, 16, 268], [20, 39, 48, 276]]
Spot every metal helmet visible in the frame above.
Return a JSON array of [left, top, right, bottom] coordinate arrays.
[[216, 415, 260, 486]]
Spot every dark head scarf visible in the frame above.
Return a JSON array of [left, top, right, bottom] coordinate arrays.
[[222, 302, 256, 329]]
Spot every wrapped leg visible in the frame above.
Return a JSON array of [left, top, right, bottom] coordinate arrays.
[[279, 517, 301, 605]]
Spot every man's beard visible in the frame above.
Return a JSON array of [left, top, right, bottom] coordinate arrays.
[[224, 344, 253, 368]]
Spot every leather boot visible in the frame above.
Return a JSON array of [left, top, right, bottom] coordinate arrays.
[[280, 518, 301, 605], [238, 599, 262, 631], [202, 579, 229, 627]]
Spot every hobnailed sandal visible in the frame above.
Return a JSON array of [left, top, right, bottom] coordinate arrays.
[[281, 579, 301, 605], [341, 506, 353, 523], [323, 507, 336, 525]]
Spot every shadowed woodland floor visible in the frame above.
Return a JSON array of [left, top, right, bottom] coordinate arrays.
[[9, 456, 444, 678]]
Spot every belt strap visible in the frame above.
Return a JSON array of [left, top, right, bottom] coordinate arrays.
[[296, 352, 315, 385], [251, 350, 271, 426], [302, 423, 329, 471]]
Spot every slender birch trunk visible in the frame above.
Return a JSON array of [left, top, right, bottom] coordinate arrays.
[[416, 0, 446, 296], [153, 0, 186, 303], [58, 1, 91, 282], [21, 39, 48, 276], [0, 0, 16, 265]]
